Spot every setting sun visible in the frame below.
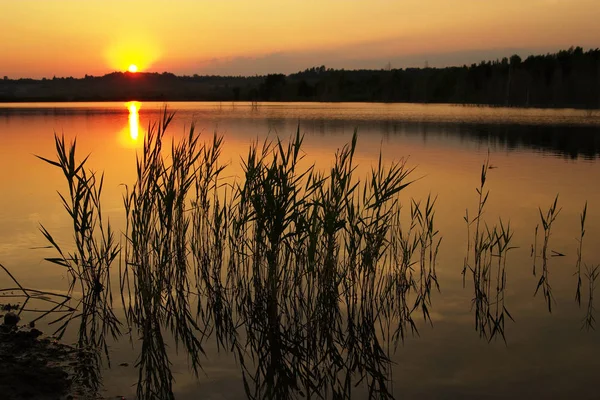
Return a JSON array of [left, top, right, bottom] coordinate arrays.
[[105, 36, 159, 74]]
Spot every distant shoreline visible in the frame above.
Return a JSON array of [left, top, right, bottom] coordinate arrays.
[[0, 99, 598, 111], [1, 47, 599, 109]]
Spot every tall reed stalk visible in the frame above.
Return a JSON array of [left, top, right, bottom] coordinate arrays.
[[582, 265, 599, 331], [534, 195, 561, 313], [463, 156, 515, 342], [575, 202, 587, 306], [36, 135, 121, 392]]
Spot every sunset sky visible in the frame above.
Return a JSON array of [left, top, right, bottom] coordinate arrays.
[[1, 0, 599, 78]]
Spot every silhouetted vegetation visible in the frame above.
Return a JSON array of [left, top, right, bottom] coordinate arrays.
[[462, 156, 516, 343], [533, 195, 561, 313], [1, 47, 599, 108]]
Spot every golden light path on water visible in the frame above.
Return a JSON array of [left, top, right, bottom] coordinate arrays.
[[118, 101, 142, 148], [128, 101, 140, 140]]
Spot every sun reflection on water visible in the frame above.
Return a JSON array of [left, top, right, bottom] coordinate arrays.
[[128, 101, 140, 141], [118, 101, 142, 148]]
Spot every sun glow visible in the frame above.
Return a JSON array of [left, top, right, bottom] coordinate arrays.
[[105, 36, 160, 73]]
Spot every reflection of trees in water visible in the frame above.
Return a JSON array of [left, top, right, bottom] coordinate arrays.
[[2, 106, 599, 159], [453, 124, 600, 160], [295, 119, 600, 160]]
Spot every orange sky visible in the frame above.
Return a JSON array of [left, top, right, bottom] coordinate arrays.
[[1, 0, 599, 78]]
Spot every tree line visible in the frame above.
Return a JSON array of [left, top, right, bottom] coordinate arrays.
[[1, 47, 598, 108]]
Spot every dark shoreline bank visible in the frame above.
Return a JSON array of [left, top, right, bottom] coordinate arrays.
[[0, 323, 75, 400], [2, 46, 599, 109]]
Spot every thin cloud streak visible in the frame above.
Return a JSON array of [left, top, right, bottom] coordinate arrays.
[[179, 44, 594, 77]]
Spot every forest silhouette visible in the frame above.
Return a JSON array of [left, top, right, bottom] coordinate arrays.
[[1, 47, 599, 108]]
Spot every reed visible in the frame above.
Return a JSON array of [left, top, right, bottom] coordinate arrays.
[[224, 129, 433, 398], [582, 265, 598, 331], [0, 262, 74, 326], [121, 112, 213, 400], [116, 111, 441, 398], [463, 156, 515, 342], [575, 202, 587, 306], [531, 223, 539, 275], [534, 195, 561, 313], [35, 134, 122, 392]]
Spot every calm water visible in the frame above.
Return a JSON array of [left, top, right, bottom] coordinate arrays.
[[1, 102, 600, 399]]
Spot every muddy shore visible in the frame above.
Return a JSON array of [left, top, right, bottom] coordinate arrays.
[[1, 304, 76, 400]]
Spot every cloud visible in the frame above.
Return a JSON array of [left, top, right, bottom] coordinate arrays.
[[175, 39, 578, 76]]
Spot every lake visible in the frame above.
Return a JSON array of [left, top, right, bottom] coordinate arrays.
[[1, 102, 600, 399]]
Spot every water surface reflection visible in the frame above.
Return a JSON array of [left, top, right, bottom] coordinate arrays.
[[0, 102, 599, 399]]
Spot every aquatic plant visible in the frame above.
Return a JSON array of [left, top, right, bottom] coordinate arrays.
[[116, 111, 442, 399], [36, 134, 122, 392], [0, 262, 74, 325], [582, 265, 599, 331], [463, 156, 515, 342], [121, 112, 214, 400], [533, 195, 561, 313], [575, 202, 587, 306]]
